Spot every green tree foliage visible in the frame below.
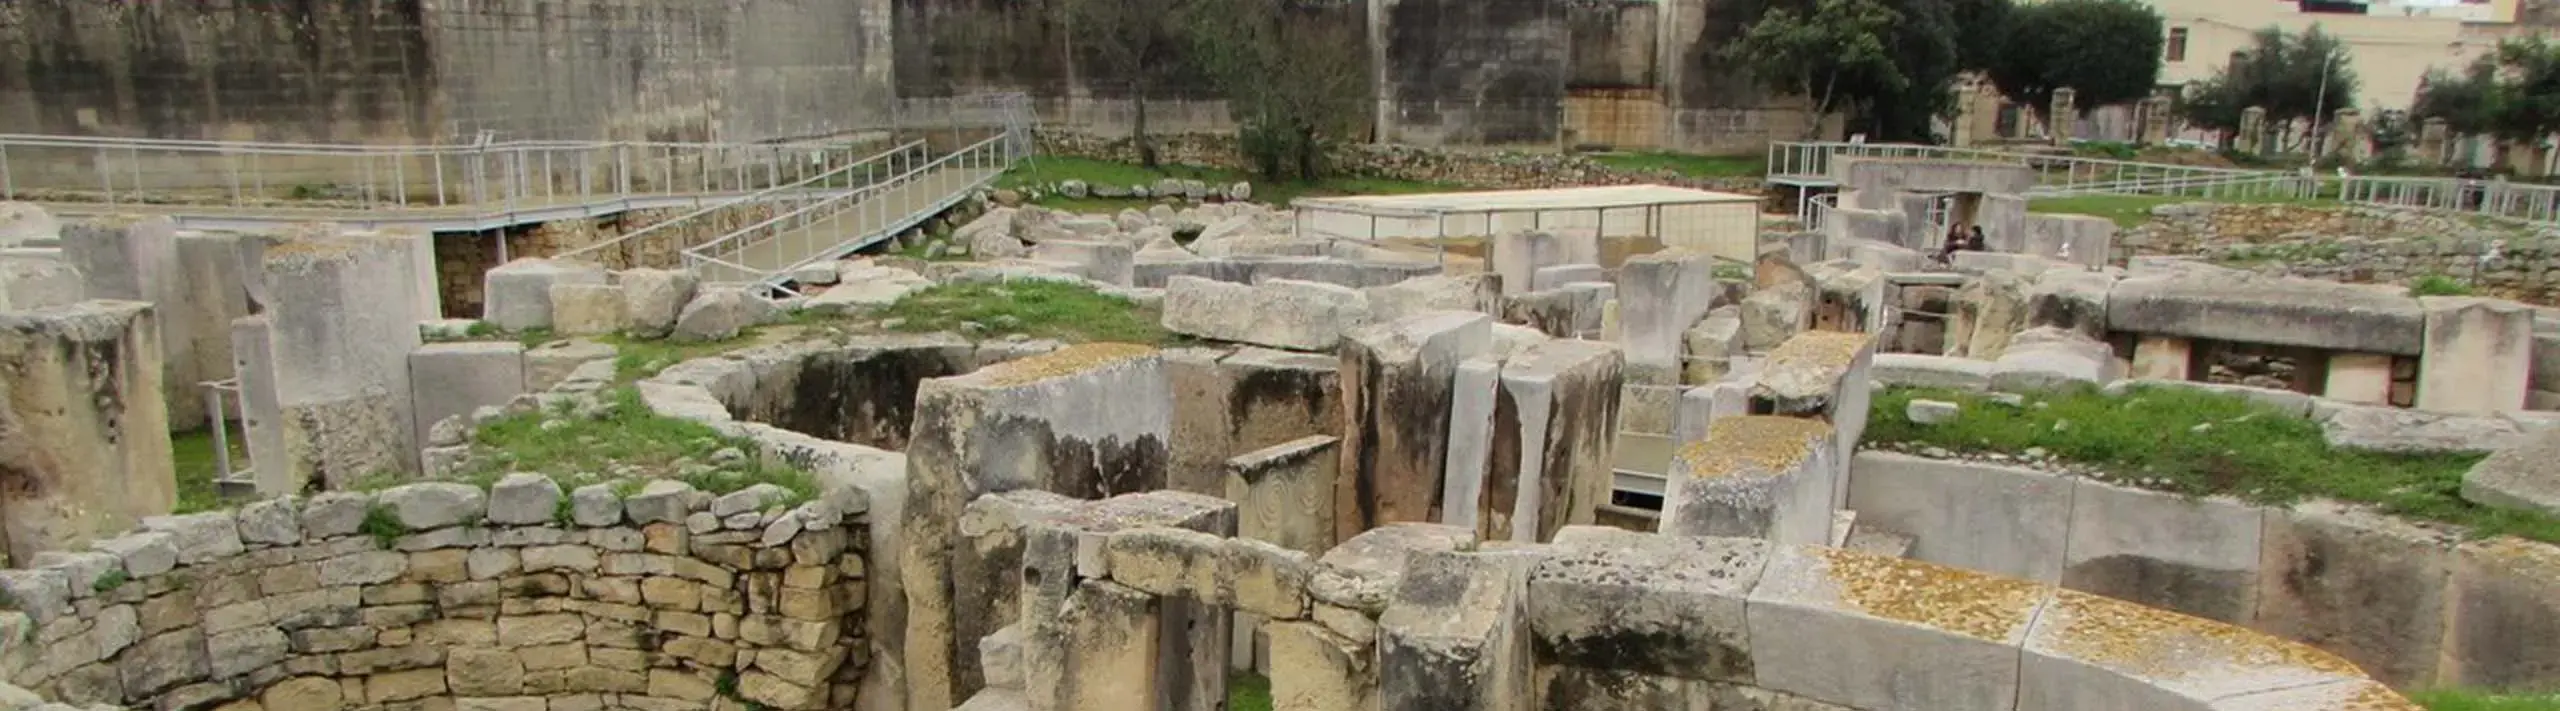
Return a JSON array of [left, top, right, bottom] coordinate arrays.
[[1945, 0, 2013, 72], [1851, 0, 1962, 142], [2484, 37, 2560, 141], [2176, 26, 2359, 139], [1722, 0, 1905, 139], [1060, 0, 1198, 166], [2415, 57, 2503, 137], [1983, 0, 2165, 119], [1186, 0, 1370, 180]]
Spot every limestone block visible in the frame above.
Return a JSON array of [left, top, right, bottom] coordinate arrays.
[[2103, 379, 2314, 417], [2251, 501, 2455, 688], [2420, 296, 2535, 414], [1682, 307, 1743, 386], [1489, 228, 1598, 297], [1265, 622, 1373, 711], [1376, 550, 1541, 711], [1307, 524, 1475, 615], [618, 268, 699, 339], [2135, 334, 2198, 381], [901, 346, 1176, 711], [1365, 273, 1501, 322], [807, 261, 931, 313], [1673, 380, 1753, 446], [93, 531, 179, 578], [407, 341, 527, 468], [525, 339, 617, 393], [2436, 536, 2560, 690], [1945, 270, 2029, 359], [2019, 589, 2369, 711], [1033, 240, 1137, 287], [1992, 327, 2123, 392], [1225, 537, 1313, 620], [378, 482, 489, 530], [1030, 579, 1161, 711], [0, 255, 82, 311], [2061, 478, 2262, 624], [1531, 264, 1604, 292], [1162, 276, 1371, 351], [1754, 330, 1874, 503], [1440, 358, 1502, 539], [1226, 436, 1344, 557], [980, 624, 1027, 692], [1740, 283, 1813, 356], [1480, 340, 1623, 543], [1661, 416, 1837, 546], [0, 202, 59, 246], [483, 258, 608, 332], [2319, 402, 2528, 454], [1337, 312, 1493, 540], [1530, 526, 1769, 682], [1870, 353, 1995, 391], [1172, 347, 1340, 500], [2107, 274, 2425, 356], [246, 230, 434, 489], [1747, 546, 2043, 711], [672, 288, 779, 343], [548, 283, 628, 336], [2466, 427, 2560, 517], [2027, 268, 2114, 340], [485, 473, 564, 526], [1617, 251, 1719, 383], [1102, 526, 1229, 603], [1843, 453, 2072, 583], [0, 301, 174, 565], [1503, 283, 1613, 340]]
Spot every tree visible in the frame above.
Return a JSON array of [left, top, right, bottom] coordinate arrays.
[[1186, 0, 1370, 180], [1722, 0, 1905, 139], [1061, 0, 1196, 166], [1983, 0, 2164, 121], [2484, 37, 2560, 142], [1836, 0, 1962, 142], [2414, 57, 2501, 137], [2175, 26, 2358, 145], [1945, 0, 2014, 72]]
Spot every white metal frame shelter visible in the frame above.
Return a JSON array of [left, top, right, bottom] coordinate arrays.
[[1289, 184, 1765, 263]]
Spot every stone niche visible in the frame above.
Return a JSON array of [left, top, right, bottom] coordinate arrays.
[[651, 333, 984, 452], [0, 477, 874, 711]]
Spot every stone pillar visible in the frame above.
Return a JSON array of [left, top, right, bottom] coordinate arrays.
[[1661, 416, 1838, 545], [1227, 436, 1344, 557], [236, 229, 433, 493], [61, 216, 193, 427], [2131, 336, 2195, 381], [1336, 311, 1493, 542], [2325, 353, 2396, 405], [1167, 347, 1341, 498], [2140, 95, 2173, 145], [1484, 340, 1623, 543], [1750, 331, 1875, 510], [2422, 118, 2453, 166], [406, 341, 529, 469], [1377, 551, 1539, 711], [1616, 251, 1719, 384], [2419, 297, 2534, 414], [2330, 109, 2367, 162], [2048, 88, 2078, 145], [1440, 358, 1503, 538], [902, 345, 1174, 711], [0, 301, 174, 566], [2238, 107, 2269, 154], [1673, 379, 1753, 446]]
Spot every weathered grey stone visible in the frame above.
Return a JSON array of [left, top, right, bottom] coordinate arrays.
[[1530, 527, 1768, 682], [2464, 426, 2560, 517], [2061, 478, 2262, 624], [1740, 282, 1813, 353], [548, 282, 627, 336], [1991, 327, 2122, 392], [139, 512, 245, 565], [570, 484, 624, 527], [1843, 453, 2072, 583], [1905, 399, 1959, 424], [116, 629, 209, 697], [376, 482, 489, 530], [2435, 536, 2560, 690], [0, 569, 67, 624], [1365, 273, 1501, 322], [31, 550, 116, 600], [808, 261, 932, 313], [1749, 545, 2041, 711], [624, 480, 699, 524], [2108, 273, 2426, 355], [713, 483, 791, 518], [1376, 549, 1542, 711], [300, 492, 372, 539], [1162, 276, 1371, 351], [1338, 312, 1493, 538], [486, 473, 564, 526], [2252, 501, 2456, 688], [2020, 588, 2364, 711], [1662, 416, 1838, 546], [1307, 524, 1475, 614], [91, 531, 178, 578], [1946, 270, 2029, 359], [1870, 353, 1995, 391], [672, 288, 779, 343], [0, 255, 82, 311], [483, 258, 607, 332], [2320, 402, 2528, 454]]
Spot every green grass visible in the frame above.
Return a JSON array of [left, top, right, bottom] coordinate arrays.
[[1868, 385, 2560, 544], [878, 280, 1174, 344], [997, 156, 1451, 210], [1586, 151, 1766, 179], [455, 387, 818, 507], [170, 426, 248, 514], [1229, 672, 1272, 711], [2411, 689, 2560, 711], [598, 331, 776, 383], [2214, 242, 2346, 268], [2410, 274, 2479, 297]]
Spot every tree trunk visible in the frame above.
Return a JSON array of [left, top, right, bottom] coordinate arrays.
[[1296, 125, 1320, 181], [1134, 83, 1159, 167]]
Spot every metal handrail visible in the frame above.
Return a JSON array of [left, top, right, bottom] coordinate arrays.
[[552, 139, 928, 264], [680, 131, 1017, 291]]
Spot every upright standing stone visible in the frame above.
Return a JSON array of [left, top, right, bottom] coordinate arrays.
[[236, 230, 432, 493], [2419, 296, 2533, 414], [2238, 107, 2269, 154], [0, 301, 174, 565], [2048, 87, 2079, 144], [1337, 312, 1492, 543], [1661, 416, 1837, 545], [1439, 358, 1503, 538], [167, 232, 255, 430], [1489, 229, 1598, 297], [61, 216, 192, 427], [1616, 251, 1719, 384], [406, 342, 528, 468], [1376, 551, 1539, 711], [902, 344, 1173, 711], [1166, 347, 1341, 497], [1752, 331, 1875, 509], [483, 257, 608, 332], [1483, 340, 1622, 543]]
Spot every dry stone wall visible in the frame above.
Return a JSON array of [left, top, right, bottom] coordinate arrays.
[[0, 478, 873, 711], [2123, 203, 2560, 304], [1031, 132, 1767, 196]]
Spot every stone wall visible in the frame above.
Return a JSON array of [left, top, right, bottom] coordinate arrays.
[[0, 479, 874, 711], [2121, 203, 2560, 303], [1032, 131, 1767, 196], [433, 202, 780, 319]]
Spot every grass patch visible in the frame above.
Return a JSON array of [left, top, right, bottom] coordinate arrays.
[[1586, 151, 1765, 179], [997, 156, 1452, 210], [91, 569, 129, 594], [359, 503, 408, 549], [2027, 192, 2339, 229], [2411, 274, 2479, 297], [598, 332, 767, 382], [170, 426, 248, 515], [1229, 672, 1273, 711], [458, 387, 817, 506], [1867, 385, 2560, 544], [2411, 689, 2560, 711], [878, 280, 1173, 344]]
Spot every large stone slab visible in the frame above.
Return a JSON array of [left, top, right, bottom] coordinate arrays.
[[1227, 436, 1343, 557], [1746, 546, 2044, 711], [1754, 331, 1873, 507], [482, 257, 607, 332], [1480, 340, 1622, 543], [2020, 588, 2369, 711], [241, 229, 433, 490], [0, 301, 174, 565], [1489, 229, 1598, 297], [1162, 276, 1371, 351], [0, 255, 83, 312], [1529, 527, 1768, 682], [1843, 453, 2073, 583], [2061, 479, 2263, 624], [2419, 296, 2534, 414], [1167, 347, 1340, 498], [1337, 312, 1492, 541], [1661, 416, 1837, 546], [1366, 273, 1501, 323], [2107, 274, 2425, 355], [1376, 550, 1542, 711], [2463, 426, 2560, 517], [900, 344, 1173, 711], [406, 341, 527, 468], [2251, 501, 2456, 688], [1308, 523, 1476, 615], [2436, 536, 2560, 690], [1617, 251, 1719, 384]]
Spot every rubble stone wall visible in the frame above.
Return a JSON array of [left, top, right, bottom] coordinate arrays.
[[1032, 131, 1768, 196], [0, 482, 874, 711]]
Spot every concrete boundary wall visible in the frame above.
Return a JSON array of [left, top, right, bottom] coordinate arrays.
[[1846, 451, 2560, 690]]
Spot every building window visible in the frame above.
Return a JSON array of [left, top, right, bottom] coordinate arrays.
[[2167, 27, 2189, 62]]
